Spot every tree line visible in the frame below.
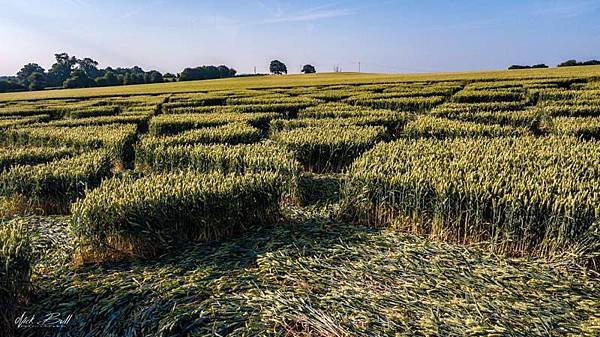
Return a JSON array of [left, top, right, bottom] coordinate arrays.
[[557, 59, 600, 67], [0, 53, 237, 93], [0, 55, 317, 93], [509, 59, 600, 70]]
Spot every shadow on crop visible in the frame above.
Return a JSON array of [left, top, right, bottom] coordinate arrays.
[[82, 206, 373, 274], [20, 206, 381, 336]]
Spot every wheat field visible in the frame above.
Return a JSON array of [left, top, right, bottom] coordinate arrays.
[[1, 67, 599, 336]]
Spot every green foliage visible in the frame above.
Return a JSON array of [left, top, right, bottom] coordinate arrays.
[[64, 69, 95, 89], [145, 70, 164, 84], [27, 72, 46, 91], [558, 59, 600, 67], [179, 65, 236, 81], [0, 80, 26, 93], [508, 64, 548, 70], [94, 71, 121, 87], [17, 63, 45, 89], [301, 64, 316, 74], [47, 53, 78, 87], [269, 60, 287, 75]]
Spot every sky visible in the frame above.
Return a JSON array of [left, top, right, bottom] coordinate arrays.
[[0, 0, 599, 75]]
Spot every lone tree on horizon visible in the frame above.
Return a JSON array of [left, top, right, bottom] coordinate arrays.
[[269, 60, 287, 75], [301, 64, 316, 74]]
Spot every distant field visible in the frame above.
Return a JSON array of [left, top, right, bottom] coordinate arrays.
[[1, 66, 599, 336], [1, 65, 600, 101]]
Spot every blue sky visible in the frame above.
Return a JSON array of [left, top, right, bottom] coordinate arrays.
[[1, 0, 599, 75]]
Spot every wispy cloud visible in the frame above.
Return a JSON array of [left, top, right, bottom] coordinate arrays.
[[256, 0, 284, 18], [423, 17, 504, 32], [531, 0, 600, 18], [250, 1, 396, 25], [262, 7, 356, 23], [121, 0, 165, 19], [301, 1, 343, 15], [62, 0, 90, 8]]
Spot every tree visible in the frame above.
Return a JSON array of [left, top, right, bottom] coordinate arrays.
[[17, 63, 45, 87], [581, 60, 600, 66], [558, 59, 600, 67], [105, 71, 121, 86], [27, 72, 46, 91], [63, 69, 94, 88], [48, 53, 78, 87], [508, 64, 548, 70], [8, 52, 239, 90], [301, 64, 316, 74], [95, 71, 121, 87], [179, 65, 237, 81], [163, 73, 177, 82], [0, 81, 25, 93], [270, 60, 287, 75], [131, 66, 145, 74], [145, 70, 164, 83], [217, 65, 236, 78], [557, 59, 578, 67], [123, 72, 145, 85], [77, 57, 101, 79]]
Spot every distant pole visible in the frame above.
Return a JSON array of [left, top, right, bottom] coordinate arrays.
[[254, 66, 256, 74], [358, 62, 361, 73]]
